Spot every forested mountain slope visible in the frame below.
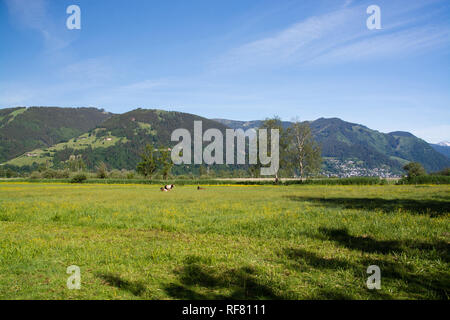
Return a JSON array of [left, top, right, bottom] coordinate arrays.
[[0, 107, 111, 163]]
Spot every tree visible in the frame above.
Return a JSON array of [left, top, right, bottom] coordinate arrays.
[[435, 167, 450, 176], [158, 146, 173, 180], [403, 162, 426, 178], [256, 116, 291, 177], [96, 162, 108, 179], [67, 155, 86, 172], [136, 144, 157, 178], [199, 165, 207, 177], [248, 164, 260, 178], [287, 120, 322, 178]]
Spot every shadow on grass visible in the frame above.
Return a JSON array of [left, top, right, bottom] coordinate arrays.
[[359, 257, 450, 300], [317, 227, 449, 262], [97, 273, 147, 297], [163, 256, 285, 300], [281, 248, 393, 299], [304, 288, 355, 300], [284, 248, 352, 270], [282, 246, 450, 299], [285, 196, 449, 218], [280, 227, 449, 299]]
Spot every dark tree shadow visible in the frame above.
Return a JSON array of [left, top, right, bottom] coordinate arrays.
[[282, 227, 449, 299], [317, 227, 449, 262], [283, 248, 352, 270], [304, 288, 358, 300], [359, 257, 450, 300], [318, 228, 402, 254], [318, 228, 450, 298], [281, 247, 393, 299], [303, 286, 395, 300], [97, 273, 147, 297], [281, 245, 449, 299], [163, 256, 286, 300], [285, 196, 450, 218]]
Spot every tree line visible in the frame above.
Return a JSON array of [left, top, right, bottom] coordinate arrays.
[[136, 145, 173, 179], [135, 116, 322, 179], [247, 117, 322, 179]]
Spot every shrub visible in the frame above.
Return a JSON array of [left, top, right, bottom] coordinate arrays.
[[57, 170, 70, 179], [108, 169, 123, 179], [37, 169, 70, 179], [29, 171, 41, 180], [432, 168, 450, 176], [42, 169, 57, 179], [403, 162, 426, 178], [71, 173, 87, 183]]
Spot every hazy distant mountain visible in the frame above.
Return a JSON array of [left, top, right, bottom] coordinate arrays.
[[431, 142, 450, 159], [437, 141, 450, 146], [212, 119, 291, 130]]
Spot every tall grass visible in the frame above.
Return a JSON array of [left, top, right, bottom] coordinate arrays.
[[0, 183, 448, 299]]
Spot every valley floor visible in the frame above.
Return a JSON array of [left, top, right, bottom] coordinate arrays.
[[0, 183, 448, 299]]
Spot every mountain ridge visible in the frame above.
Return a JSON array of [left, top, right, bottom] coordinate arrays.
[[0, 106, 112, 163], [1, 107, 449, 175], [214, 118, 450, 173], [431, 143, 450, 159]]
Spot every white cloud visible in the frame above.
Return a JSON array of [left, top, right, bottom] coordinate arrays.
[[5, 0, 73, 51], [59, 58, 114, 84], [410, 125, 450, 144], [213, 8, 360, 70], [4, 0, 47, 28], [212, 3, 450, 71], [343, 0, 354, 8], [309, 26, 450, 65], [120, 80, 168, 91]]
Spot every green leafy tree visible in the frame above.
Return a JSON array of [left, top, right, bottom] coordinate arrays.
[[71, 173, 87, 183], [436, 167, 450, 176], [136, 144, 157, 178], [96, 162, 108, 179], [158, 146, 173, 180], [67, 155, 86, 172], [38, 163, 48, 172], [403, 162, 426, 178], [254, 116, 291, 178], [287, 119, 322, 178]]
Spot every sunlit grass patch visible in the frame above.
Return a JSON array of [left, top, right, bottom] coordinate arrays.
[[0, 183, 448, 299]]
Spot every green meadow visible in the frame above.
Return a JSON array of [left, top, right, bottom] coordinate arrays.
[[0, 182, 448, 299]]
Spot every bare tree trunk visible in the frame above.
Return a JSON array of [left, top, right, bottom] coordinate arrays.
[[299, 161, 304, 179]]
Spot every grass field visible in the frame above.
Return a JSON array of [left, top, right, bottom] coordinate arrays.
[[0, 182, 448, 299]]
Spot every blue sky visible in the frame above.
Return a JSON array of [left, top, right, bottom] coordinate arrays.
[[1, 0, 449, 143]]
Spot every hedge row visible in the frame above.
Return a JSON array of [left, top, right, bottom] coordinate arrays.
[[0, 177, 393, 185], [396, 175, 450, 185]]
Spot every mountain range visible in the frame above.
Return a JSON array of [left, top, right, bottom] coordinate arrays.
[[1, 107, 449, 176], [431, 142, 450, 159]]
